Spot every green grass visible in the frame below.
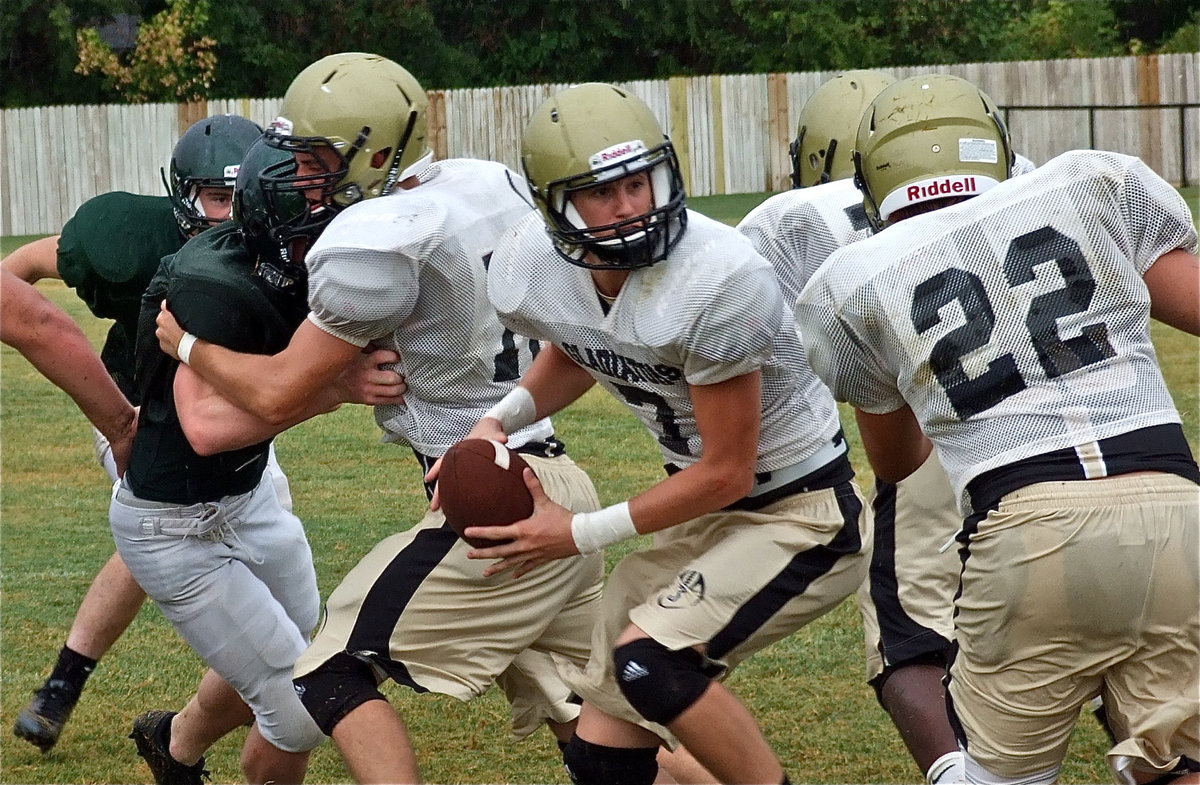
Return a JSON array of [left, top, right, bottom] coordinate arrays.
[[2, 189, 1196, 784]]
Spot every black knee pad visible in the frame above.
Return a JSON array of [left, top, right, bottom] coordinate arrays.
[[562, 735, 658, 785], [292, 651, 387, 736], [613, 638, 709, 725]]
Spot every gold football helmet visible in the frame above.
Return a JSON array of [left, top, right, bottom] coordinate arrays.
[[521, 82, 687, 269], [854, 73, 1013, 230], [790, 69, 895, 188]]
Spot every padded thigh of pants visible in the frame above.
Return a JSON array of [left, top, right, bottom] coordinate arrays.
[[563, 736, 658, 785], [293, 652, 386, 736], [613, 638, 709, 725]]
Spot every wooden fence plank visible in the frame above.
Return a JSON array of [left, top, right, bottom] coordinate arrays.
[[3, 54, 1197, 236]]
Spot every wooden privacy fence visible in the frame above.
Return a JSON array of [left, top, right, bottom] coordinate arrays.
[[2, 52, 1196, 237]]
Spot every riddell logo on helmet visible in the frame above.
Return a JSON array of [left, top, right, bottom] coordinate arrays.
[[906, 176, 975, 201], [877, 173, 999, 221], [589, 140, 647, 170]]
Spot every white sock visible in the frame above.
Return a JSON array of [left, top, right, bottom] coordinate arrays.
[[928, 751, 966, 784]]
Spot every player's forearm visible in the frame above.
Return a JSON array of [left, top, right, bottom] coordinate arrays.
[[175, 364, 343, 458], [519, 343, 596, 419], [626, 456, 756, 536], [175, 365, 282, 454], [27, 303, 136, 443], [183, 339, 308, 425]]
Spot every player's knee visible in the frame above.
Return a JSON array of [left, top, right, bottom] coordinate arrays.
[[613, 638, 709, 725], [292, 652, 387, 737], [268, 703, 328, 753], [562, 735, 658, 785], [871, 651, 950, 707]]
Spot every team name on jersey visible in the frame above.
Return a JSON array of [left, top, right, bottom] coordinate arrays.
[[561, 342, 683, 385]]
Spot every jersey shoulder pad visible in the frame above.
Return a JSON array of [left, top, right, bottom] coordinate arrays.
[[58, 193, 181, 287], [167, 224, 300, 353]]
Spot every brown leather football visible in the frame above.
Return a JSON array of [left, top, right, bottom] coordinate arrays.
[[438, 439, 533, 548]]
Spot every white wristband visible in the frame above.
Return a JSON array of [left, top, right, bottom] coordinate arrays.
[[482, 386, 537, 433], [571, 502, 638, 554], [177, 332, 199, 365]]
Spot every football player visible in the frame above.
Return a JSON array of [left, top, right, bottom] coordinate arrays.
[[744, 68, 972, 785], [442, 82, 872, 785], [2, 114, 262, 754], [152, 53, 637, 785], [795, 73, 1200, 785], [116, 135, 389, 784]]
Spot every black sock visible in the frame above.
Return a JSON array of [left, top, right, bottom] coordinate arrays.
[[154, 712, 173, 751], [47, 646, 97, 694], [781, 776, 791, 785]]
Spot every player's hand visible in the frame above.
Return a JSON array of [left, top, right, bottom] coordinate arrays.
[[464, 468, 578, 578], [425, 417, 511, 511], [155, 301, 185, 360], [108, 406, 139, 479], [337, 348, 406, 405]]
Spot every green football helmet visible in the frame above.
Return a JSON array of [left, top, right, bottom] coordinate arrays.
[[790, 70, 895, 188], [162, 114, 263, 235], [853, 73, 1013, 231], [232, 137, 321, 292], [521, 82, 687, 270], [264, 52, 431, 227]]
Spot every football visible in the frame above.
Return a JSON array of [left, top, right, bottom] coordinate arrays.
[[438, 439, 534, 548]]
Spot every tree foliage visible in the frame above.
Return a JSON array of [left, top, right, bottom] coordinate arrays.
[[74, 0, 217, 101], [2, 0, 1196, 107]]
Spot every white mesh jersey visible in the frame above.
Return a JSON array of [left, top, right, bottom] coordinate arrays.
[[1013, 152, 1037, 176], [305, 159, 554, 457], [489, 209, 842, 473], [796, 150, 1197, 512], [737, 178, 870, 306]]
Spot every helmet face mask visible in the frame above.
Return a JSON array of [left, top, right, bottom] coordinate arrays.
[[790, 70, 895, 189], [163, 114, 263, 235], [265, 52, 431, 219], [522, 83, 687, 270], [853, 73, 1014, 232], [255, 135, 342, 243], [233, 138, 325, 291]]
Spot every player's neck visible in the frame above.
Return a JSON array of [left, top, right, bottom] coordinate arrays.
[[590, 268, 628, 303]]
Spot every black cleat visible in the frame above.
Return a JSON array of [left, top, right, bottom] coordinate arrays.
[[13, 679, 79, 752], [129, 710, 210, 785]]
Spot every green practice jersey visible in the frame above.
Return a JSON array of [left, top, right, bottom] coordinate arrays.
[[128, 222, 308, 503], [57, 192, 185, 401]]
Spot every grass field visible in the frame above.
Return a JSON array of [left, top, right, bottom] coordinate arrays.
[[1, 187, 1196, 784]]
